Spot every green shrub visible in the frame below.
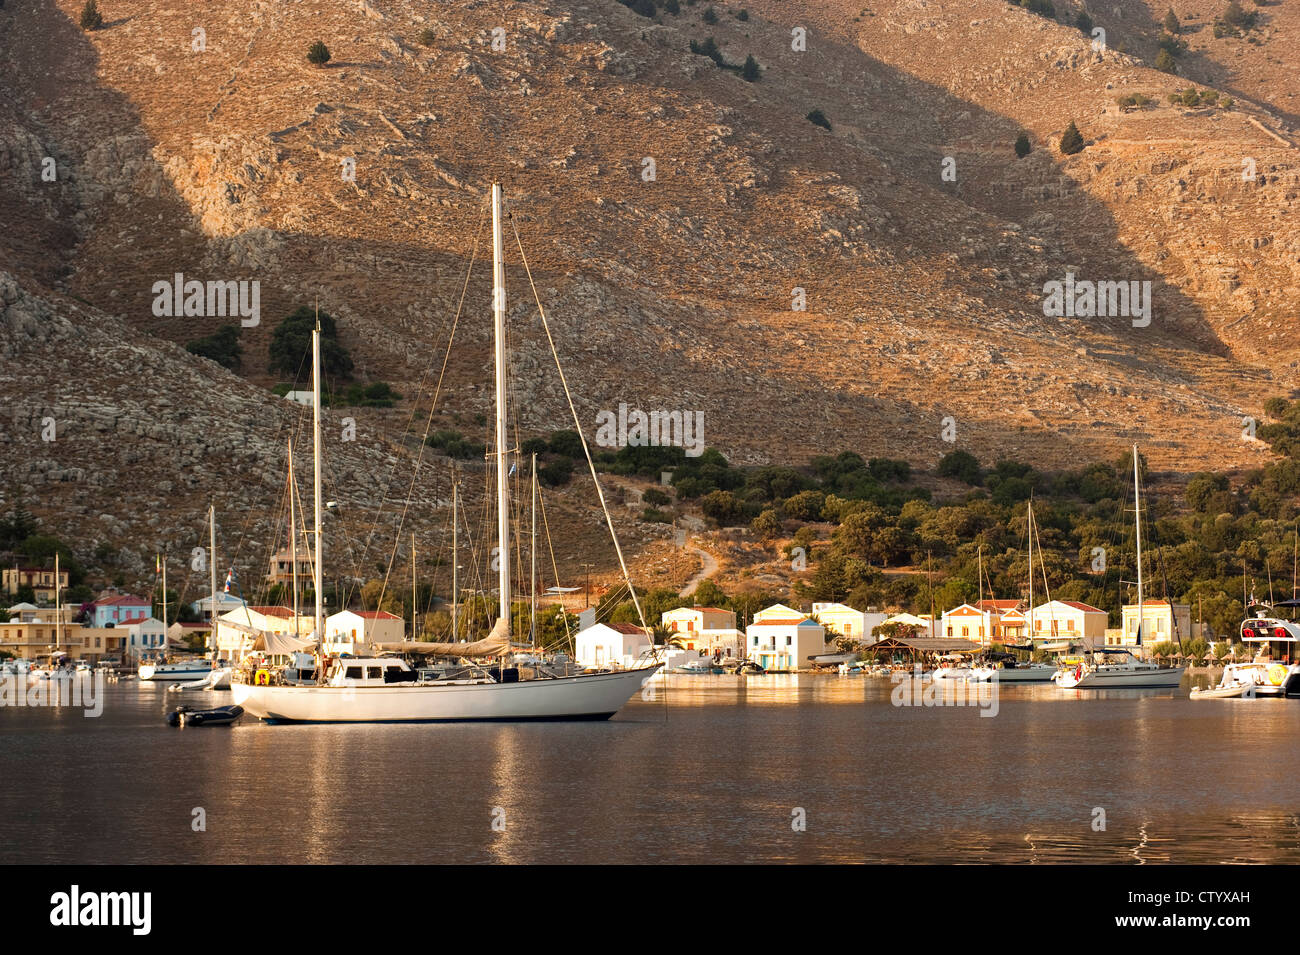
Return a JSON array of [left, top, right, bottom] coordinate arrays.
[[418, 28, 437, 45], [741, 54, 760, 81], [1155, 48, 1177, 73], [307, 40, 332, 65], [1014, 131, 1031, 157], [1059, 119, 1085, 154], [702, 4, 718, 23], [807, 109, 831, 131], [185, 324, 242, 370], [80, 0, 103, 30]]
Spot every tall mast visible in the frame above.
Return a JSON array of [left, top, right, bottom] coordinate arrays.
[[492, 183, 511, 631], [451, 480, 459, 641], [530, 452, 538, 651], [411, 532, 417, 641], [312, 314, 324, 663], [1027, 499, 1034, 647], [1133, 444, 1143, 647], [54, 552, 60, 656], [289, 437, 299, 638], [209, 504, 218, 663]]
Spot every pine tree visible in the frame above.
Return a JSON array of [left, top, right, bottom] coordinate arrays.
[[1014, 131, 1031, 158], [1077, 11, 1094, 35], [79, 0, 103, 30], [1163, 7, 1180, 34], [1155, 48, 1177, 73], [742, 54, 760, 81], [1059, 120, 1085, 155], [307, 40, 332, 65]]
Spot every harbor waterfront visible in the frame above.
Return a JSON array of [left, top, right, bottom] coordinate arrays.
[[3, 673, 1300, 865]]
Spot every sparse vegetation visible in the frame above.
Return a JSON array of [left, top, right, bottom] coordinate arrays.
[[1059, 120, 1085, 155], [425, 429, 486, 461], [1214, 0, 1259, 36], [1116, 93, 1155, 109], [307, 40, 332, 65], [1163, 7, 1181, 34], [268, 307, 354, 383], [418, 28, 437, 45], [1076, 11, 1094, 35], [807, 108, 832, 131], [1155, 48, 1178, 73], [702, 4, 718, 23], [184, 324, 242, 370], [1014, 130, 1031, 158], [79, 0, 103, 30], [741, 54, 760, 81]]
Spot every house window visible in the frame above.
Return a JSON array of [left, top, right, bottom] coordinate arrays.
[[753, 636, 759, 647], [786, 636, 792, 647], [961, 626, 969, 637]]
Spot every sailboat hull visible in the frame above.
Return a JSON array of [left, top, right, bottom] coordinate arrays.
[[231, 665, 661, 723], [1055, 665, 1185, 689]]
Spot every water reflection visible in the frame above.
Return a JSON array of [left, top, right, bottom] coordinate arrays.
[[3, 675, 1300, 863]]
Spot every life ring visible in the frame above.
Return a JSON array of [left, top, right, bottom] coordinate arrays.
[[1268, 664, 1287, 686], [254, 669, 270, 686], [1074, 664, 1083, 681]]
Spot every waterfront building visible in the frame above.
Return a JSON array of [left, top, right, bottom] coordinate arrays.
[[575, 622, 652, 668], [746, 605, 828, 671], [324, 609, 405, 655], [812, 602, 888, 645], [89, 594, 152, 628], [123, 616, 168, 662], [265, 533, 314, 589], [1116, 600, 1193, 653], [190, 592, 249, 622], [660, 606, 743, 656], [1030, 599, 1107, 645]]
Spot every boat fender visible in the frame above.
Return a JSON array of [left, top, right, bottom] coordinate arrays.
[[1268, 664, 1287, 686], [254, 669, 270, 686]]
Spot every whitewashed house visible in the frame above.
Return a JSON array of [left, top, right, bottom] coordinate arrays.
[[576, 622, 652, 669], [812, 602, 888, 645], [660, 605, 743, 657], [325, 609, 405, 655], [124, 615, 168, 662], [214, 605, 313, 661], [746, 604, 828, 671], [190, 592, 248, 622], [1030, 600, 1107, 646]]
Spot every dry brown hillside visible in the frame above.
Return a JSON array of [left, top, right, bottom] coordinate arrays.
[[0, 0, 1297, 591]]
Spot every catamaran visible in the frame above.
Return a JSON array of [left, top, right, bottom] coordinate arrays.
[[232, 184, 661, 721], [1055, 445, 1184, 689]]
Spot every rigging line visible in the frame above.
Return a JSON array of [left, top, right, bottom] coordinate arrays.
[[370, 201, 488, 618], [536, 479, 575, 653], [509, 213, 649, 634]]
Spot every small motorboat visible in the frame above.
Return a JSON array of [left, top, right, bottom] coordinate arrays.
[[1190, 682, 1248, 700], [166, 705, 244, 727]]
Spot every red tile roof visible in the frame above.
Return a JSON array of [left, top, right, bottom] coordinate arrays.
[[1059, 600, 1105, 613], [977, 599, 1022, 610], [249, 606, 295, 617], [607, 623, 649, 635], [97, 594, 149, 606], [118, 615, 153, 626], [355, 610, 402, 619], [752, 618, 814, 626]]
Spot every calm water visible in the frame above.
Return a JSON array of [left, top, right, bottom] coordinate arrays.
[[2, 673, 1299, 864]]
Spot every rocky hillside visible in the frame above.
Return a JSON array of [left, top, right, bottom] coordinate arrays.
[[0, 0, 1297, 592]]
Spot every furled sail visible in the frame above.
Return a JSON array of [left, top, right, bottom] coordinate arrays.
[[375, 616, 517, 658]]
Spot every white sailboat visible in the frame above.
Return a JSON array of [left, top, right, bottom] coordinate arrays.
[[233, 183, 660, 722], [1055, 445, 1184, 690]]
